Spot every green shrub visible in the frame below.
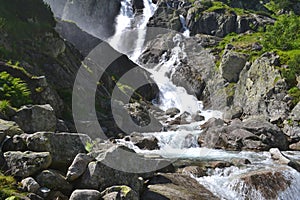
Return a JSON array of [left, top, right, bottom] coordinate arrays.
[[0, 71, 31, 108], [263, 14, 300, 51]]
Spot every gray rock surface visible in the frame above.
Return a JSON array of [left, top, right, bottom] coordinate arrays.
[[220, 50, 247, 82], [4, 151, 52, 178], [13, 104, 56, 133], [26, 132, 91, 169], [66, 153, 93, 181], [198, 117, 289, 151], [69, 189, 101, 200]]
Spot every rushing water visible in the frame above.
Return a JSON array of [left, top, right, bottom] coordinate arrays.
[[110, 1, 300, 199]]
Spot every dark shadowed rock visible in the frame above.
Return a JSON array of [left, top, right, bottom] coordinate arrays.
[[4, 151, 52, 178], [2, 134, 28, 152], [13, 104, 56, 133], [130, 134, 160, 150], [165, 107, 180, 117], [142, 173, 220, 200], [69, 189, 101, 200], [36, 169, 73, 195]]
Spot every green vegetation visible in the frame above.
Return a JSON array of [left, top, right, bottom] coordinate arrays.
[[0, 71, 31, 108], [0, 0, 55, 40], [263, 14, 300, 51], [0, 173, 26, 200]]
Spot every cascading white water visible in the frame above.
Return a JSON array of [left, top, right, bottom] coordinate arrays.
[[111, 2, 300, 199], [179, 14, 190, 38], [108, 0, 134, 53], [131, 0, 157, 61], [148, 34, 201, 114]]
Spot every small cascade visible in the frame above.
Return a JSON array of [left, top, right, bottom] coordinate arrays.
[[131, 0, 157, 61], [148, 34, 200, 114], [108, 0, 134, 53], [179, 14, 190, 38]]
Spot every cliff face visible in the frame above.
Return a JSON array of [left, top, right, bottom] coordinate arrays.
[[44, 0, 121, 39], [0, 0, 159, 133]]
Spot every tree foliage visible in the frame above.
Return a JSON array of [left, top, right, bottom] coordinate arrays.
[[263, 14, 300, 51]]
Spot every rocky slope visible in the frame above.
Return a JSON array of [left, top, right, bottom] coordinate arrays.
[[1, 0, 300, 199]]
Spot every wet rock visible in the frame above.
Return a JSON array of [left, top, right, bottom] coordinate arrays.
[[270, 148, 300, 172], [130, 134, 159, 150], [142, 173, 219, 200], [4, 151, 52, 178], [101, 185, 139, 200], [21, 177, 40, 193], [26, 132, 91, 170], [236, 167, 293, 199], [13, 104, 56, 133], [69, 189, 101, 200], [191, 114, 205, 122], [198, 117, 289, 151], [165, 107, 180, 117], [0, 119, 23, 137], [36, 169, 73, 195], [66, 153, 93, 181], [181, 166, 206, 177], [220, 50, 248, 82]]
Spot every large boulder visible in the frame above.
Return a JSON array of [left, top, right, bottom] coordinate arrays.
[[77, 145, 173, 192], [141, 173, 219, 200], [66, 153, 94, 181], [13, 104, 57, 133], [234, 53, 289, 122], [220, 50, 248, 83], [234, 167, 295, 199], [198, 117, 289, 151], [4, 151, 52, 178], [26, 132, 91, 169]]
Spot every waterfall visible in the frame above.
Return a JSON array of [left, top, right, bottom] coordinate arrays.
[[179, 14, 190, 38], [148, 34, 201, 114], [130, 0, 157, 61], [108, 0, 134, 53]]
